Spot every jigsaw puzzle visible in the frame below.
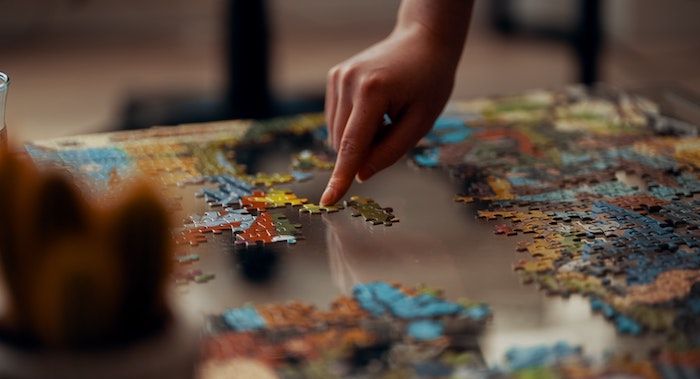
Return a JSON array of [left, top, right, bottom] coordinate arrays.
[[22, 87, 700, 369], [411, 87, 700, 338]]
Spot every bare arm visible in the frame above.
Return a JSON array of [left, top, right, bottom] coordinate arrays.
[[321, 0, 474, 205]]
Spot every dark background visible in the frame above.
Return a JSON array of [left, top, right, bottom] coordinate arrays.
[[2, 0, 699, 142]]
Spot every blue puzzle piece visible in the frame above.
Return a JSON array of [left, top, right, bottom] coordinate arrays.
[[408, 320, 444, 341], [222, 305, 267, 332], [414, 148, 441, 168]]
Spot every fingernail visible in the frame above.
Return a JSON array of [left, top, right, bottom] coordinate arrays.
[[355, 174, 364, 184]]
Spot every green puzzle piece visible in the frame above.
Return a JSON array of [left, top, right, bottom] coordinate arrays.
[[299, 203, 345, 215], [345, 196, 398, 226]]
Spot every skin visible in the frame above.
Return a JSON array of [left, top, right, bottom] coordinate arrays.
[[321, 0, 474, 206]]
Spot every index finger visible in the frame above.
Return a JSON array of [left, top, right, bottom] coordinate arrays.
[[320, 97, 385, 206]]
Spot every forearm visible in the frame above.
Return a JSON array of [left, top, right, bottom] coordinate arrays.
[[395, 0, 473, 62]]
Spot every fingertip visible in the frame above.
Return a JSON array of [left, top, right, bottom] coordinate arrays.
[[320, 186, 336, 206]]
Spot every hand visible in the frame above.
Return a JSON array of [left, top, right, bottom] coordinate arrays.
[[321, 24, 462, 205]]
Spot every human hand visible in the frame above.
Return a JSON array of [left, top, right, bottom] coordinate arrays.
[[321, 24, 462, 205]]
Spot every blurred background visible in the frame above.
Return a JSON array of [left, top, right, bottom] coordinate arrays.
[[2, 0, 699, 142]]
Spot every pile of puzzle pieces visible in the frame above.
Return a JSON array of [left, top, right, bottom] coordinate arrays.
[[201, 281, 491, 377], [490, 341, 700, 379], [24, 113, 399, 250], [411, 87, 700, 338], [173, 192, 397, 251]]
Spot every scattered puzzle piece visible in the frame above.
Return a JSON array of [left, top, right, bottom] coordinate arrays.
[[246, 173, 294, 187], [345, 196, 398, 226], [241, 189, 308, 211], [194, 175, 253, 207], [291, 150, 334, 171], [175, 254, 200, 264], [299, 203, 345, 215], [271, 213, 302, 241]]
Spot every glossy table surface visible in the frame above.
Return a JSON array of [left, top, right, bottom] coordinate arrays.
[[18, 85, 700, 369]]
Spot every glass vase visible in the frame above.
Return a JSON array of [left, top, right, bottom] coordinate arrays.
[[0, 72, 8, 152]]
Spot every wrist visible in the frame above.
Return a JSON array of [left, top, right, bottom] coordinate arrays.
[[390, 22, 464, 66], [393, 0, 472, 62]]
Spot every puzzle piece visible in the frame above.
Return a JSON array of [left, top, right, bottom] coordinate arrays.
[[345, 195, 398, 226], [194, 273, 216, 284], [291, 170, 314, 182], [246, 173, 294, 187], [454, 194, 475, 204], [173, 229, 209, 246], [234, 212, 300, 246], [176, 208, 256, 246], [299, 203, 345, 214], [240, 190, 269, 211], [235, 212, 278, 246], [241, 189, 308, 211], [264, 188, 308, 208], [271, 213, 302, 242], [174, 268, 215, 285], [175, 254, 200, 264], [194, 175, 253, 207], [291, 150, 335, 171]]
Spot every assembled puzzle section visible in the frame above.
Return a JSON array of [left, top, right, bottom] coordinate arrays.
[[25, 114, 327, 191], [200, 281, 700, 379], [487, 341, 699, 379], [202, 281, 490, 377], [411, 87, 700, 339]]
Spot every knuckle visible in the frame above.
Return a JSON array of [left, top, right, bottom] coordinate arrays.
[[339, 66, 358, 86], [327, 66, 340, 81], [339, 138, 361, 157], [358, 72, 385, 95]]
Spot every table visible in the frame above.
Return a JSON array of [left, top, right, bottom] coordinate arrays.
[[23, 86, 700, 376]]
